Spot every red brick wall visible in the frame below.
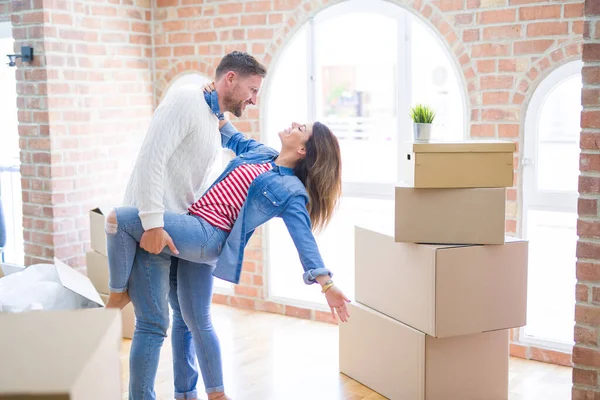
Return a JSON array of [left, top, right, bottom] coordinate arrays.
[[573, 0, 600, 396], [9, 0, 154, 268], [0, 2, 9, 22]]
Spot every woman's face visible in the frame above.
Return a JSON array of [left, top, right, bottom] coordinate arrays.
[[278, 122, 313, 154]]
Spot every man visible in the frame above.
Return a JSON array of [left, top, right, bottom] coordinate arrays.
[[121, 51, 266, 400]]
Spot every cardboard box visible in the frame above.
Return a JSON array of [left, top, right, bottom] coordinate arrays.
[[400, 140, 516, 188], [100, 294, 134, 339], [0, 308, 122, 399], [355, 226, 527, 338], [90, 207, 111, 256], [339, 302, 509, 400], [86, 250, 109, 294], [395, 185, 506, 244]]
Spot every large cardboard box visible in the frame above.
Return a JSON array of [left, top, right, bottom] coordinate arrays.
[[400, 140, 515, 188], [90, 207, 111, 256], [86, 250, 110, 294], [100, 294, 134, 339], [0, 308, 122, 399], [355, 226, 527, 338], [339, 302, 509, 400], [395, 185, 506, 244]]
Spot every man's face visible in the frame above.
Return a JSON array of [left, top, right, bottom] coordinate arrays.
[[225, 73, 263, 117]]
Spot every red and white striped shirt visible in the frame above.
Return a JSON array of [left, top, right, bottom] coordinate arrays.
[[188, 162, 274, 232]]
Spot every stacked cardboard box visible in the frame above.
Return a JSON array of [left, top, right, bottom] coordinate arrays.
[[88, 207, 135, 339], [340, 140, 528, 400]]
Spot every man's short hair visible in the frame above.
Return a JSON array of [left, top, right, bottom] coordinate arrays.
[[215, 51, 267, 79]]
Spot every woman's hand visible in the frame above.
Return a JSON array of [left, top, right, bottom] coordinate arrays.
[[324, 285, 351, 322], [203, 82, 216, 93]]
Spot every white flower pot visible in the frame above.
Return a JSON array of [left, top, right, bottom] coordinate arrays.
[[413, 123, 432, 142]]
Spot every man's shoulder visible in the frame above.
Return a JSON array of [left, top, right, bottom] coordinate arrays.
[[162, 85, 211, 112]]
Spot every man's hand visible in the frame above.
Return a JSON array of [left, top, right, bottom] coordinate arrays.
[[139, 227, 179, 255]]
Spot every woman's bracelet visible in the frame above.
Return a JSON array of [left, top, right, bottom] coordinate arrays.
[[321, 281, 334, 293]]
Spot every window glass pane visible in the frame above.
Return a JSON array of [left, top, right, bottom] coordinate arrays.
[[0, 35, 18, 164], [524, 209, 576, 344], [268, 197, 394, 303], [314, 13, 398, 183], [411, 19, 464, 141], [536, 76, 582, 192], [265, 25, 308, 149]]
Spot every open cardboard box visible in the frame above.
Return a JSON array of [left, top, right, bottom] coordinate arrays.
[[0, 258, 104, 311], [90, 206, 113, 256], [0, 258, 133, 339], [0, 308, 122, 399]]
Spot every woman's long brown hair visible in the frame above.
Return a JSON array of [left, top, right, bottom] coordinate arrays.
[[293, 122, 342, 232]]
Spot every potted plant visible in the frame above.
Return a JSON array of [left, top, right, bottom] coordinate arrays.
[[409, 104, 436, 142]]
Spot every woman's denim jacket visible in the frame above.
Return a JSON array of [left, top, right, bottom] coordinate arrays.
[[210, 122, 332, 285]]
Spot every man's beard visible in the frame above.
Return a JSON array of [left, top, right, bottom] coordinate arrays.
[[224, 92, 244, 117], [231, 101, 244, 117]]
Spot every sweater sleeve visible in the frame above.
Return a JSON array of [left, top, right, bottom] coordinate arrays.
[[136, 89, 205, 230]]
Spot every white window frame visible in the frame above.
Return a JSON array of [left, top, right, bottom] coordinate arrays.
[[519, 60, 583, 353]]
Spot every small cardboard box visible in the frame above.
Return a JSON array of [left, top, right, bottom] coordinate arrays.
[[400, 140, 516, 188], [355, 226, 528, 338], [395, 185, 506, 244], [90, 207, 111, 256], [100, 294, 134, 340], [0, 308, 122, 400], [86, 250, 110, 295], [339, 302, 509, 400]]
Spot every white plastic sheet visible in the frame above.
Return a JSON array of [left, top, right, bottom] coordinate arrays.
[[0, 263, 100, 313]]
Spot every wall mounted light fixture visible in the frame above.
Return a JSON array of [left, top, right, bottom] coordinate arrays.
[[6, 46, 34, 67]]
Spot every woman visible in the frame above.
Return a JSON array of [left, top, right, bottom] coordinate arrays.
[[105, 101, 350, 399]]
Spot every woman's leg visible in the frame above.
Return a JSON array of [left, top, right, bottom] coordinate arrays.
[[177, 259, 230, 400], [105, 206, 225, 308]]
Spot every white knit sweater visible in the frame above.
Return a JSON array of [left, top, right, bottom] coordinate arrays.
[[123, 84, 220, 230]]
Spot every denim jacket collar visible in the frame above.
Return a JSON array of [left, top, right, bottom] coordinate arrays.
[[203, 90, 224, 120], [271, 162, 295, 176]]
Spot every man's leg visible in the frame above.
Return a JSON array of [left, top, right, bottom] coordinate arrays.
[[127, 247, 171, 400], [177, 260, 227, 398], [169, 257, 200, 400]]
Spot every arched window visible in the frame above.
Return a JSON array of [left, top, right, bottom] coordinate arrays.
[[521, 60, 582, 349], [0, 21, 23, 265], [263, 0, 466, 305]]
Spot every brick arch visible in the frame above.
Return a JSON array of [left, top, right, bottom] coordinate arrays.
[[262, 0, 476, 107], [513, 40, 583, 107], [155, 60, 214, 103]]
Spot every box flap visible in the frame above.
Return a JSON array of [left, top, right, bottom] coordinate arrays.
[[0, 263, 25, 279], [54, 258, 104, 307], [406, 140, 516, 153]]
